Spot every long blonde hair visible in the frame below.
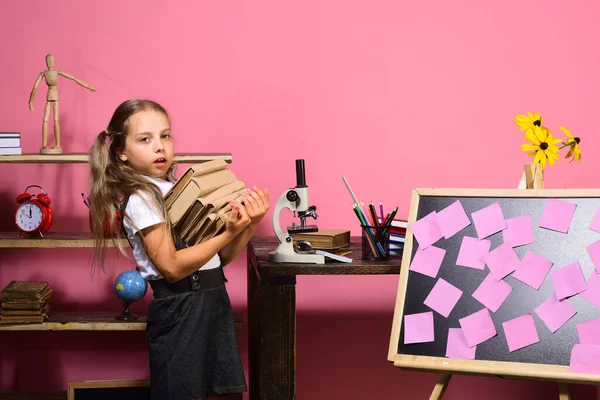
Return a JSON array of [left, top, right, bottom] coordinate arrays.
[[89, 99, 176, 274]]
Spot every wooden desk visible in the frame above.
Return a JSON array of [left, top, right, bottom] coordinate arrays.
[[247, 236, 401, 400]]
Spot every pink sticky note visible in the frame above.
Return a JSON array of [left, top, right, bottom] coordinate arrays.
[[502, 314, 539, 352], [445, 328, 476, 359], [586, 240, 600, 274], [404, 311, 434, 344], [512, 251, 554, 290], [484, 243, 521, 281], [409, 211, 443, 249], [534, 293, 577, 333], [409, 246, 446, 278], [577, 318, 600, 345], [456, 236, 491, 270], [459, 308, 497, 348], [590, 208, 600, 233], [569, 344, 600, 374], [424, 278, 463, 318], [471, 202, 507, 239], [539, 199, 577, 233], [581, 271, 600, 308], [436, 200, 471, 239], [502, 215, 534, 247], [550, 262, 587, 300], [472, 273, 512, 313]]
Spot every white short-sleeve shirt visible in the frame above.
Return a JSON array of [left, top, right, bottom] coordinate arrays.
[[122, 175, 220, 280]]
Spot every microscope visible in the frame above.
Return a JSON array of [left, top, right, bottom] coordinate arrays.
[[268, 159, 325, 264]]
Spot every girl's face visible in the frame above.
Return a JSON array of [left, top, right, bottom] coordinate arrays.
[[118, 110, 174, 179]]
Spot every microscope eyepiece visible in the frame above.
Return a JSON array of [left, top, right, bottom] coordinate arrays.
[[295, 159, 307, 188]]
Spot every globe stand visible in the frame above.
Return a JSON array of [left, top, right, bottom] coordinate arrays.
[[115, 301, 139, 321]]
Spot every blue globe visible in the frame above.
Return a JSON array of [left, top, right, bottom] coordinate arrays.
[[115, 270, 147, 304]]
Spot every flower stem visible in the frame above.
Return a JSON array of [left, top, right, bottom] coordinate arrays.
[[559, 141, 575, 150]]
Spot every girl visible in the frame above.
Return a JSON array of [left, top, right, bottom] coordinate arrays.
[[89, 99, 269, 399]]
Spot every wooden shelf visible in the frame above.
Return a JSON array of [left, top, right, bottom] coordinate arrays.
[[0, 391, 66, 399], [0, 153, 232, 164], [0, 312, 145, 331], [0, 232, 128, 248], [0, 311, 243, 331]]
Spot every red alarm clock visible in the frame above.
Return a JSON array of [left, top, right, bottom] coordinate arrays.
[[15, 185, 53, 236]]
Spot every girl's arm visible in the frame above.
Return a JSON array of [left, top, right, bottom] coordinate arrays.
[[140, 201, 251, 283], [219, 187, 270, 266]]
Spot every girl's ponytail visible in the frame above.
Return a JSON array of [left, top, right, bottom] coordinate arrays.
[[89, 129, 119, 274]]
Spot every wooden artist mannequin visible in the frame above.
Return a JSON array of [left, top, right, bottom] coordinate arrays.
[[28, 54, 96, 154]]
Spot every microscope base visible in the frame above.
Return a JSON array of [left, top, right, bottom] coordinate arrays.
[[268, 249, 325, 264]]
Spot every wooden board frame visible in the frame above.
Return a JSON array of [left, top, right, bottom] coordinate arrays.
[[387, 188, 600, 385], [67, 379, 149, 400]]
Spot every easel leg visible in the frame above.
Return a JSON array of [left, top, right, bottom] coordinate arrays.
[[429, 374, 452, 400], [557, 383, 570, 400]]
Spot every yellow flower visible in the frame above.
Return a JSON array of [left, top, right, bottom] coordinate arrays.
[[558, 126, 582, 162], [521, 125, 561, 169], [514, 111, 543, 133]]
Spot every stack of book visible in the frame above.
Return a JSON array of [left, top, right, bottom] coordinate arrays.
[[166, 159, 246, 246], [0, 132, 22, 155], [377, 218, 406, 256], [0, 281, 52, 324], [388, 219, 406, 256]]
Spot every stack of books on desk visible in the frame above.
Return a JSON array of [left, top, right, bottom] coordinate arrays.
[[376, 218, 406, 256], [0, 281, 52, 324], [166, 159, 246, 246]]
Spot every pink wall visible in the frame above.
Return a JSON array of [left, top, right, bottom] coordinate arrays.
[[1, 0, 600, 398]]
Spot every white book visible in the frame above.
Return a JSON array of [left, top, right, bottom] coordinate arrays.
[[0, 147, 22, 155], [0, 137, 21, 147]]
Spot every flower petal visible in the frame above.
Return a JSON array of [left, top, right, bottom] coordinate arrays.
[[521, 144, 538, 151], [558, 126, 574, 139]]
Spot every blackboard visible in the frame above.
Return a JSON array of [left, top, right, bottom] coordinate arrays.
[[388, 188, 600, 383], [68, 379, 150, 400]]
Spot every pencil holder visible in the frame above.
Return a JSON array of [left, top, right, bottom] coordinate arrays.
[[361, 225, 390, 261]]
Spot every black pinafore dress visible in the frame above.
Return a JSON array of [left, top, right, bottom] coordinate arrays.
[[121, 196, 247, 400]]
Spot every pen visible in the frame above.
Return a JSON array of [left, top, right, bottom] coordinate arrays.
[[385, 206, 399, 228], [368, 202, 379, 227], [81, 193, 90, 209], [379, 201, 384, 222]]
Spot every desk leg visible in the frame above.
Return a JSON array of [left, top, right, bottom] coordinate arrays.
[[248, 255, 296, 400], [557, 383, 570, 400], [429, 374, 452, 400]]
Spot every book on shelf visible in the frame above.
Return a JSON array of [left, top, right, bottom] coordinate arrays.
[[290, 229, 351, 250], [0, 280, 53, 324], [166, 162, 246, 246], [0, 132, 22, 155]]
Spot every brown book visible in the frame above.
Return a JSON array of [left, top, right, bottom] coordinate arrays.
[[168, 169, 237, 225], [1, 300, 48, 310], [1, 281, 50, 300], [178, 189, 245, 242], [1, 305, 49, 316], [290, 229, 351, 250], [0, 314, 46, 324], [177, 180, 244, 233], [164, 159, 229, 209], [1, 289, 52, 306]]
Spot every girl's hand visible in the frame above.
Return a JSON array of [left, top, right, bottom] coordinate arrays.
[[225, 200, 251, 236], [243, 186, 270, 227]]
